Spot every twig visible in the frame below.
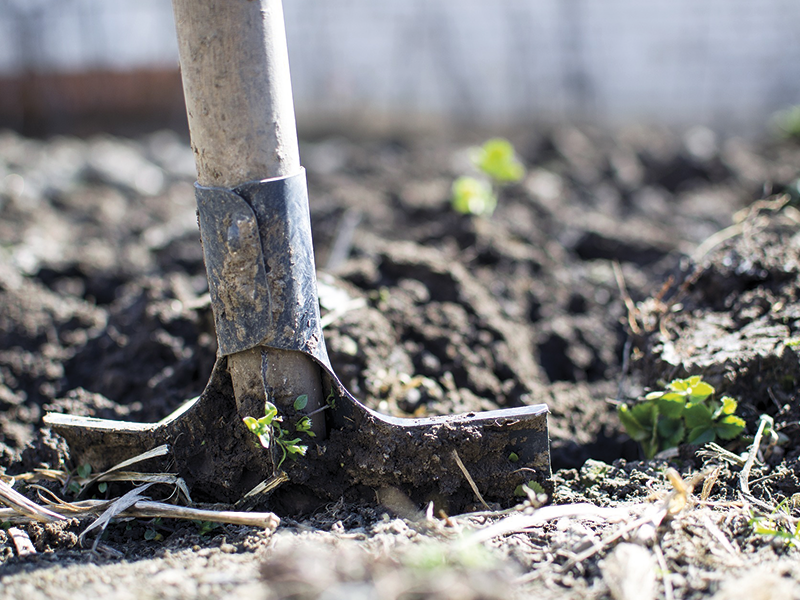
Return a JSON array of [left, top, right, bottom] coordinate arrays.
[[0, 479, 67, 523], [652, 544, 673, 600], [701, 513, 741, 561], [325, 208, 362, 272], [235, 472, 289, 510], [8, 527, 36, 556], [465, 503, 632, 545], [451, 450, 490, 510], [740, 416, 770, 496], [0, 499, 281, 531], [80, 483, 156, 551], [612, 261, 641, 335]]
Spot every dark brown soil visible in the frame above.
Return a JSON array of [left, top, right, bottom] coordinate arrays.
[[3, 125, 800, 598]]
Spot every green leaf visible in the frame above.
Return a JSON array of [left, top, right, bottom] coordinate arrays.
[[659, 391, 687, 402], [284, 441, 308, 457], [618, 404, 650, 441], [451, 176, 497, 216], [714, 415, 746, 440], [98, 482, 108, 493], [663, 426, 686, 450], [687, 426, 716, 445], [641, 439, 659, 460], [684, 402, 713, 428], [264, 402, 278, 422], [667, 378, 693, 393], [77, 463, 92, 479], [294, 395, 309, 411], [473, 138, 525, 183], [687, 381, 714, 403], [526, 481, 545, 495], [656, 395, 686, 419], [243, 416, 260, 432], [657, 417, 685, 449], [508, 452, 519, 463]]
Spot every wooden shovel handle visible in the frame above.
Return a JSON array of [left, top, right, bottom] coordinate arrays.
[[172, 0, 325, 436], [172, 0, 300, 187]]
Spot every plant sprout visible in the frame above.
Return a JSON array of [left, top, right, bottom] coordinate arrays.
[[243, 396, 314, 470], [618, 376, 746, 459], [451, 138, 525, 216]]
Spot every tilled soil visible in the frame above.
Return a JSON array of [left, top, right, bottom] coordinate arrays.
[[2, 125, 800, 598]]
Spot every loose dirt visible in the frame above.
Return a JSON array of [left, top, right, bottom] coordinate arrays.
[[2, 124, 800, 599]]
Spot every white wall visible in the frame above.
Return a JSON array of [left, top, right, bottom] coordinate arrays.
[[2, 0, 799, 131]]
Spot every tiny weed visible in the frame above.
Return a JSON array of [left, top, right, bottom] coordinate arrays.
[[772, 105, 800, 140], [474, 138, 525, 183], [195, 520, 220, 537], [325, 389, 337, 410], [243, 396, 314, 471], [618, 376, 746, 459], [293, 394, 308, 410], [76, 463, 92, 479], [750, 494, 800, 547], [452, 176, 496, 216], [451, 138, 524, 216], [514, 480, 546, 497], [144, 517, 164, 542], [98, 482, 108, 494]]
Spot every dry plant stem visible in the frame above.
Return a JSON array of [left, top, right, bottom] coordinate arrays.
[[740, 417, 769, 496], [0, 479, 66, 523], [172, 0, 324, 427], [0, 499, 280, 531], [8, 527, 36, 556], [451, 450, 490, 511], [652, 544, 674, 600]]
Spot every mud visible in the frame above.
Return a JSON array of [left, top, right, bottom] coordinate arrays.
[[3, 125, 800, 598]]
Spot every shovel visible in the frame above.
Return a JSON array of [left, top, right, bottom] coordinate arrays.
[[44, 0, 550, 513]]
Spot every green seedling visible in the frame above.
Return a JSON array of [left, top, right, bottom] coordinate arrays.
[[452, 176, 496, 216], [67, 463, 93, 495], [243, 396, 313, 470], [473, 137, 525, 183], [772, 105, 800, 140], [750, 494, 800, 547], [144, 517, 164, 542], [514, 480, 545, 497], [195, 520, 220, 537], [451, 138, 525, 216], [618, 376, 746, 459]]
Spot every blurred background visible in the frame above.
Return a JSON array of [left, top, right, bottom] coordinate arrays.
[[1, 0, 799, 136]]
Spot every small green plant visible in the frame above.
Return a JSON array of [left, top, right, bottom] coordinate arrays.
[[451, 138, 525, 216], [66, 463, 93, 495], [618, 376, 746, 459], [144, 518, 164, 542], [243, 396, 313, 471], [514, 480, 546, 497], [772, 105, 800, 140], [195, 520, 220, 537], [750, 494, 800, 547]]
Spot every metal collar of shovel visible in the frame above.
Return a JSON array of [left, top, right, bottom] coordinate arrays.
[[44, 169, 550, 513]]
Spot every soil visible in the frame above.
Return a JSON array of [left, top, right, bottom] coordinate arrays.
[[3, 124, 800, 598]]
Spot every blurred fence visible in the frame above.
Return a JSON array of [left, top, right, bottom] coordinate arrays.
[[1, 0, 799, 134]]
